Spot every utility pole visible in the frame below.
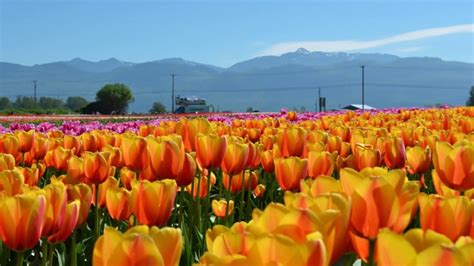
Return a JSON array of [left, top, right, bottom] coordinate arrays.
[[318, 87, 321, 112], [33, 80, 37, 108], [361, 66, 365, 111], [171, 74, 175, 114]]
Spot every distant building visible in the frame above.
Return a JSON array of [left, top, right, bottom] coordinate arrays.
[[341, 104, 376, 110], [174, 96, 214, 113]]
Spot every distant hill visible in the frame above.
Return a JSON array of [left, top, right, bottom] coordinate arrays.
[[1, 49, 473, 113]]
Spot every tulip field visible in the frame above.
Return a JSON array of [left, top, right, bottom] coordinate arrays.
[[0, 107, 473, 266]]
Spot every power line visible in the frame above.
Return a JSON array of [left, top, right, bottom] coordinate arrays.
[[33, 80, 37, 108]]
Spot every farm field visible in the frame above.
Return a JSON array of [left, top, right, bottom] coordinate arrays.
[[0, 107, 473, 265]]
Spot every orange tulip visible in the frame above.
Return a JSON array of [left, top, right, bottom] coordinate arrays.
[[30, 134, 49, 159], [42, 183, 80, 243], [383, 137, 406, 169], [307, 131, 328, 144], [106, 187, 132, 221], [93, 226, 183, 266], [432, 141, 474, 191], [0, 153, 15, 171], [406, 146, 432, 175], [284, 192, 351, 263], [201, 225, 327, 266], [0, 134, 20, 160], [376, 228, 473, 265], [274, 156, 308, 191], [195, 134, 227, 169], [350, 131, 377, 153], [276, 127, 307, 157], [81, 132, 100, 152], [340, 168, 419, 239], [327, 136, 351, 158], [330, 125, 351, 142], [287, 110, 297, 121], [0, 170, 24, 197], [119, 167, 137, 190], [307, 151, 336, 178], [260, 134, 276, 151], [83, 152, 110, 184], [48, 200, 80, 244], [253, 184, 266, 198], [15, 164, 41, 186], [245, 142, 261, 169], [65, 155, 85, 184], [353, 145, 381, 170], [212, 199, 234, 218], [418, 193, 474, 241], [101, 145, 123, 167], [121, 135, 149, 171], [176, 117, 211, 152], [147, 136, 185, 179], [247, 128, 261, 143], [63, 135, 81, 154], [139, 165, 158, 182], [42, 183, 68, 237], [300, 175, 343, 196], [0, 192, 46, 251], [44, 146, 74, 171], [130, 179, 177, 226], [15, 130, 35, 153], [175, 152, 196, 187], [186, 171, 216, 199], [222, 170, 258, 193], [66, 183, 92, 227], [96, 176, 120, 208], [260, 150, 275, 172], [46, 138, 63, 152], [220, 141, 249, 175]]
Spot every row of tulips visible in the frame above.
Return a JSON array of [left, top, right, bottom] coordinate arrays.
[[0, 107, 472, 265]]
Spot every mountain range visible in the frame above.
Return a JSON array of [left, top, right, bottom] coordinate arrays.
[[1, 48, 473, 112]]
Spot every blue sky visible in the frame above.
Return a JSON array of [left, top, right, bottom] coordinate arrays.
[[1, 0, 473, 67]]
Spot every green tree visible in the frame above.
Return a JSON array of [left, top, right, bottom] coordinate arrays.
[[14, 96, 36, 109], [38, 97, 64, 109], [95, 83, 134, 114], [467, 86, 474, 106], [149, 101, 167, 114], [246, 107, 253, 112], [0, 97, 12, 110], [66, 96, 89, 111]]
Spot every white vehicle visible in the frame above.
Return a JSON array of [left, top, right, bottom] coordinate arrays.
[[174, 96, 214, 113]]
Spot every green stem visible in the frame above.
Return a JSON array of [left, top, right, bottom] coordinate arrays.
[[203, 169, 213, 231], [16, 251, 24, 266], [47, 243, 54, 266], [195, 175, 202, 233], [367, 238, 376, 266], [268, 172, 274, 203], [245, 170, 253, 220], [41, 241, 48, 266], [238, 171, 246, 221], [218, 170, 224, 199], [224, 174, 233, 226], [94, 187, 100, 241], [70, 231, 77, 266]]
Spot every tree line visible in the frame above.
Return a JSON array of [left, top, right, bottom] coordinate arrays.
[[0, 83, 167, 115]]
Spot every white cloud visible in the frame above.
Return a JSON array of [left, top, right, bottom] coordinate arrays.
[[396, 46, 424, 53], [261, 24, 474, 55]]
